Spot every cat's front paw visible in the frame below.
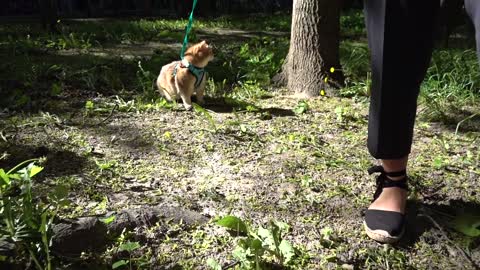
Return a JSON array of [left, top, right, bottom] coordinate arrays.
[[184, 104, 193, 111]]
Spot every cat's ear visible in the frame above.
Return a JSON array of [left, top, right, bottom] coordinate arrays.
[[200, 40, 208, 48]]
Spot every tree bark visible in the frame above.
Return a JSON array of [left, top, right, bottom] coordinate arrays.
[[280, 0, 345, 96]]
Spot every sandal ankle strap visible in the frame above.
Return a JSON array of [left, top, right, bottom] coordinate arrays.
[[368, 165, 408, 201], [368, 165, 406, 178]]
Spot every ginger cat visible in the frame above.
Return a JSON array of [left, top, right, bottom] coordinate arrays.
[[156, 41, 214, 110]]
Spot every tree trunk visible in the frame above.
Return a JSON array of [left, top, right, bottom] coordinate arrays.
[[281, 0, 345, 96]]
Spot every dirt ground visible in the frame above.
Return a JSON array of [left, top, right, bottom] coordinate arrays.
[[1, 24, 480, 268], [1, 84, 479, 269]]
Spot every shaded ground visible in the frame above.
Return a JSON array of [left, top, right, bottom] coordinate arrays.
[[55, 28, 289, 60], [1, 19, 480, 269], [1, 89, 479, 269]]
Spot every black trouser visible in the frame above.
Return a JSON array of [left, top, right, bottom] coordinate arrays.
[[364, 0, 480, 159]]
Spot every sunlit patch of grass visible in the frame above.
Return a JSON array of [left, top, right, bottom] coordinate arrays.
[[339, 41, 371, 97], [420, 49, 480, 122], [357, 246, 409, 269], [339, 42, 480, 127], [0, 13, 291, 52]]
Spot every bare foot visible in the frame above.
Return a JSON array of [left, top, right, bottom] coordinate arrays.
[[368, 184, 407, 213], [368, 158, 408, 213]]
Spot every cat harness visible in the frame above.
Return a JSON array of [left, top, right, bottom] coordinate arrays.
[[172, 59, 205, 88]]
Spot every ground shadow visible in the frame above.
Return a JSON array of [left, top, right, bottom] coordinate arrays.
[[197, 28, 289, 43], [0, 30, 288, 115], [400, 199, 480, 262], [0, 51, 140, 114], [202, 96, 295, 116], [0, 144, 89, 178], [434, 108, 480, 134], [81, 121, 156, 155]]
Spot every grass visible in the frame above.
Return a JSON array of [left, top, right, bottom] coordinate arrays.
[[420, 49, 480, 122], [341, 9, 367, 37], [0, 13, 292, 52], [0, 10, 480, 270]]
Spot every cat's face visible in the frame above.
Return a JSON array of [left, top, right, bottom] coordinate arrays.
[[185, 40, 214, 66], [198, 40, 214, 61]]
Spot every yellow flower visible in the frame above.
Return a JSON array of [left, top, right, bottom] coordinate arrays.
[[330, 67, 335, 73], [324, 77, 328, 83], [320, 90, 325, 96]]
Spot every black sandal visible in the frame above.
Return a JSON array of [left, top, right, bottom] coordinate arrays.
[[363, 165, 408, 243]]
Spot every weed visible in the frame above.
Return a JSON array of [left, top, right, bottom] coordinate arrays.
[[360, 245, 409, 269], [210, 216, 298, 269], [110, 229, 150, 270], [0, 159, 69, 270], [339, 41, 371, 97], [230, 81, 272, 102], [293, 100, 310, 115], [420, 49, 480, 121], [341, 9, 366, 37], [95, 159, 118, 174], [206, 78, 228, 99], [236, 37, 288, 85], [193, 103, 218, 132], [137, 61, 157, 101]]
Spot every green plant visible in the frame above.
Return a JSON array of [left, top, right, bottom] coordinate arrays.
[[360, 245, 408, 269], [339, 41, 371, 97], [341, 72, 371, 97], [206, 78, 228, 98], [334, 106, 346, 122], [293, 100, 310, 115], [420, 49, 480, 121], [340, 10, 366, 37], [193, 103, 217, 132], [136, 61, 156, 101], [0, 159, 69, 270], [112, 241, 141, 269], [111, 229, 149, 270], [230, 81, 272, 102], [95, 159, 118, 174], [236, 37, 288, 85], [451, 213, 480, 237], [210, 216, 297, 269], [46, 32, 93, 50]]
